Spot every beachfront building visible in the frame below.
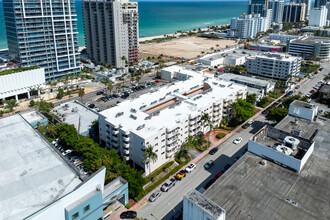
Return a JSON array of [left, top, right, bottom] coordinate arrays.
[[98, 66, 247, 175], [0, 114, 129, 220], [248, 0, 269, 14], [283, 2, 306, 22], [268, 0, 285, 23], [246, 52, 302, 80], [287, 36, 330, 60], [83, 0, 139, 68], [230, 14, 269, 39], [308, 6, 328, 27], [3, 0, 80, 81], [0, 66, 45, 101], [290, 0, 311, 17]]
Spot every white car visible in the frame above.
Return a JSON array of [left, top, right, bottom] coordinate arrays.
[[62, 149, 73, 156], [233, 137, 242, 144], [185, 163, 196, 173]]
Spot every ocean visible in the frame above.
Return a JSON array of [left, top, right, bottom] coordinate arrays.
[[0, 1, 248, 49]]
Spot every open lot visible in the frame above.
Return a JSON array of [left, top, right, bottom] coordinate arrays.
[[140, 36, 237, 60]]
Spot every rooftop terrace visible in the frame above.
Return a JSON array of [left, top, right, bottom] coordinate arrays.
[[0, 66, 39, 77]]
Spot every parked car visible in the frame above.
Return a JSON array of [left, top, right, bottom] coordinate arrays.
[[318, 109, 325, 114], [205, 179, 216, 190], [161, 178, 176, 192], [62, 149, 73, 156], [213, 171, 224, 180], [209, 148, 218, 155], [96, 91, 103, 95], [305, 93, 311, 98], [204, 160, 214, 169], [233, 137, 242, 144], [224, 164, 231, 172], [87, 103, 95, 108], [185, 163, 196, 173], [149, 190, 162, 202], [242, 120, 253, 129], [120, 211, 137, 219], [175, 170, 186, 180]]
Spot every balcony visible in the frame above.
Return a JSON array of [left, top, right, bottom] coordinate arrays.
[[166, 143, 177, 151], [123, 149, 129, 155], [123, 135, 130, 142], [112, 141, 119, 147], [166, 150, 176, 158], [112, 129, 119, 135]]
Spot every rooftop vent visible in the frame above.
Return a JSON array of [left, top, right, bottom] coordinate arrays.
[[130, 114, 137, 120], [293, 129, 302, 136], [276, 144, 293, 156], [145, 115, 152, 120], [284, 136, 300, 151], [136, 124, 145, 130], [306, 103, 314, 109], [139, 105, 147, 110], [115, 112, 124, 118], [130, 108, 137, 113], [72, 107, 78, 112]]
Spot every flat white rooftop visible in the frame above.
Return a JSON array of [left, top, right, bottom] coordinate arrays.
[[100, 67, 246, 138], [0, 115, 82, 220], [52, 101, 99, 135], [20, 110, 45, 124], [249, 52, 298, 62], [218, 73, 274, 88]]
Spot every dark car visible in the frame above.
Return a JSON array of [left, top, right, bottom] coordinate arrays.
[[223, 164, 231, 172], [101, 97, 108, 102], [205, 179, 216, 189], [213, 171, 224, 181], [209, 148, 218, 155], [87, 103, 95, 108], [204, 160, 214, 169], [120, 211, 137, 219], [96, 91, 103, 95]]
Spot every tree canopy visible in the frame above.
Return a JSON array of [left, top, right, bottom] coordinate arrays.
[[232, 99, 255, 123], [266, 107, 288, 123]]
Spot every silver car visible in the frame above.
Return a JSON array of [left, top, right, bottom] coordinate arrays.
[[149, 190, 162, 202]]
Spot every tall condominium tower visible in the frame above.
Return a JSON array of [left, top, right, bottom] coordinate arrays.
[[290, 0, 311, 16], [248, 0, 269, 14], [3, 0, 80, 80], [314, 0, 329, 8], [269, 0, 284, 23], [309, 6, 328, 27], [283, 3, 306, 22], [83, 0, 139, 68]]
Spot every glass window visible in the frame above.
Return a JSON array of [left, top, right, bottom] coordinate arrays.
[[83, 205, 90, 213], [72, 212, 79, 220]]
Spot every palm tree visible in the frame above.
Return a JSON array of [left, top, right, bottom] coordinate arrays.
[[107, 82, 113, 95], [201, 113, 213, 148], [121, 56, 128, 71], [143, 145, 158, 175]]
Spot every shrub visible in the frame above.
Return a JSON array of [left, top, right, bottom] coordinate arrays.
[[125, 204, 131, 209], [216, 133, 226, 139], [29, 100, 35, 107]]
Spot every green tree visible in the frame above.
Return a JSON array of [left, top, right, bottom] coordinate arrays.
[[78, 89, 85, 102], [282, 94, 307, 108], [37, 99, 54, 113], [4, 99, 17, 111], [231, 99, 255, 124], [143, 145, 158, 176], [201, 113, 213, 147], [58, 123, 78, 149], [257, 96, 273, 108], [266, 107, 288, 123], [107, 82, 114, 95], [246, 93, 257, 105], [57, 88, 64, 99], [47, 123, 59, 139], [29, 100, 35, 107]]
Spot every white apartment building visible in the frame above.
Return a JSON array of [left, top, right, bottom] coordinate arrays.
[[288, 36, 330, 60], [99, 66, 247, 175], [246, 52, 302, 80], [0, 66, 45, 101], [83, 0, 139, 68], [230, 14, 269, 39], [308, 6, 328, 27]]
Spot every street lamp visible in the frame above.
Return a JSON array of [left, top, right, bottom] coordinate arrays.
[[150, 213, 159, 220], [168, 202, 176, 217]]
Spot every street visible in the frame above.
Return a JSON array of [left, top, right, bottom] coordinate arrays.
[[137, 116, 269, 220]]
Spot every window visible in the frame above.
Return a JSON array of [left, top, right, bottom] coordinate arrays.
[[161, 152, 165, 155], [72, 212, 79, 220], [155, 137, 158, 140], [83, 205, 90, 213]]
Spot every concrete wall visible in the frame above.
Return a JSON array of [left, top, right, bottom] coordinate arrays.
[[248, 139, 302, 172], [289, 104, 318, 121], [0, 68, 45, 99]]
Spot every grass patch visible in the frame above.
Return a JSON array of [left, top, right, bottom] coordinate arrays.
[[125, 204, 131, 209], [0, 66, 39, 76], [216, 133, 226, 139], [135, 157, 191, 201], [144, 161, 174, 184]]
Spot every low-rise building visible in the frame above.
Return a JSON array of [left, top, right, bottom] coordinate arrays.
[[0, 66, 45, 101], [218, 73, 275, 100], [301, 26, 330, 36], [99, 66, 247, 175], [288, 36, 330, 60], [183, 101, 330, 220], [246, 52, 302, 80], [319, 84, 330, 102], [51, 100, 99, 136], [0, 114, 129, 220], [248, 43, 284, 52], [268, 33, 301, 43], [20, 109, 48, 128]]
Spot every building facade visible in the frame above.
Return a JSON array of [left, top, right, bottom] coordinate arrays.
[[83, 0, 139, 68], [290, 0, 311, 17], [268, 0, 285, 23], [0, 66, 45, 101], [314, 0, 329, 8], [283, 3, 306, 22], [268, 33, 301, 43], [98, 66, 246, 175], [230, 14, 269, 39], [248, 0, 269, 14], [3, 0, 80, 81], [308, 6, 328, 27], [246, 52, 302, 80], [287, 36, 330, 60]]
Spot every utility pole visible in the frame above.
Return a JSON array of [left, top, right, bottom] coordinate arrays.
[[78, 116, 81, 134]]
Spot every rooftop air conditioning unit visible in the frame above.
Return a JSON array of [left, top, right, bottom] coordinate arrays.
[[284, 136, 300, 151]]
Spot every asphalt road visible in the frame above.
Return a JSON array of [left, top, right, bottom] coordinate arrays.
[[137, 116, 270, 220]]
